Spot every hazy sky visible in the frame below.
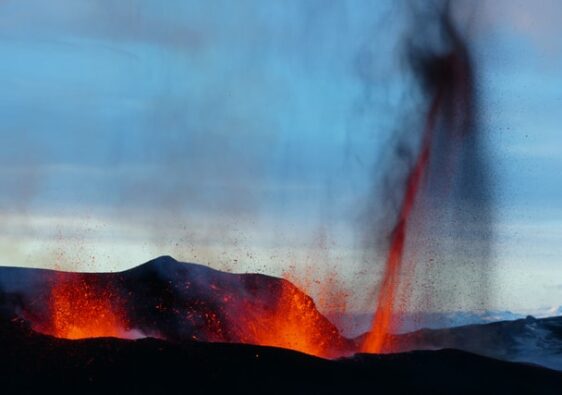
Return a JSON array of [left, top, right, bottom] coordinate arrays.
[[0, 0, 561, 313]]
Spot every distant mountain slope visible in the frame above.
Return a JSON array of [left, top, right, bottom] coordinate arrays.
[[367, 315, 562, 371]]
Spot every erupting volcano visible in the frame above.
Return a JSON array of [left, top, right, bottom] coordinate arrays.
[[0, 4, 491, 362], [1, 257, 352, 359], [2, 0, 562, 393]]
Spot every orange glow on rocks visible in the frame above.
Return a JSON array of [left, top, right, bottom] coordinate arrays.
[[238, 278, 350, 358], [362, 94, 442, 354], [283, 265, 349, 322], [26, 266, 351, 358], [47, 274, 129, 340]]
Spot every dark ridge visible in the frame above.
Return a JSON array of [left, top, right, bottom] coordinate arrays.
[[1, 259, 561, 369], [0, 258, 353, 357], [1, 317, 561, 395]]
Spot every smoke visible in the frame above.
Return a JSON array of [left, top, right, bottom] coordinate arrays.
[[405, 0, 493, 315], [0, 1, 500, 324], [363, 0, 494, 340]]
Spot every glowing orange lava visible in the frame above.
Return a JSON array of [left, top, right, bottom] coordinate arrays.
[[239, 279, 349, 358], [362, 94, 442, 353], [47, 274, 129, 339]]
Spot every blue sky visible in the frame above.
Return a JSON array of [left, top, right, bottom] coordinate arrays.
[[0, 0, 561, 314]]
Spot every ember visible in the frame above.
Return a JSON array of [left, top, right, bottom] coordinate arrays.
[[239, 278, 347, 358], [362, 6, 481, 353], [43, 274, 130, 340], [10, 258, 351, 359], [362, 92, 443, 353]]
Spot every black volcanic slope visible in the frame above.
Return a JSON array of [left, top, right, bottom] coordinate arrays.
[[0, 256, 352, 357], [1, 257, 562, 393], [1, 318, 562, 395], [2, 255, 561, 368]]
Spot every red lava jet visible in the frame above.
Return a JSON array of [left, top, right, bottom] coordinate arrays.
[[362, 6, 479, 353], [362, 93, 443, 353]]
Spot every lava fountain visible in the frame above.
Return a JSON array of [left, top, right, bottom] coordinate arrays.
[[46, 273, 130, 339], [362, 92, 443, 353], [362, 4, 488, 353]]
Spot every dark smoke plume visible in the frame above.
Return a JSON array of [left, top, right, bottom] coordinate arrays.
[[365, 0, 494, 342], [407, 1, 493, 309]]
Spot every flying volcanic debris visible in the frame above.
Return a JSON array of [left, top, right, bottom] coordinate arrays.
[[362, 1, 493, 353]]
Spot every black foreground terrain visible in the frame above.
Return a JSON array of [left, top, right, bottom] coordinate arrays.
[[1, 318, 561, 395]]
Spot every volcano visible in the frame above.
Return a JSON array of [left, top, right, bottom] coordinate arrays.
[[0, 256, 353, 358], [1, 257, 562, 393], [1, 256, 562, 369]]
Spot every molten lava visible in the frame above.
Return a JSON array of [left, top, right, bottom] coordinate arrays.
[[28, 262, 346, 358], [362, 9, 476, 353], [239, 279, 347, 358], [362, 94, 442, 353], [46, 274, 129, 339]]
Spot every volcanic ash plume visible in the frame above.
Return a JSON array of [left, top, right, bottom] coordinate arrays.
[[362, 3, 494, 353]]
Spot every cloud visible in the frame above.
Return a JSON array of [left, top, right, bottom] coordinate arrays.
[[504, 142, 562, 160], [0, 0, 204, 51], [480, 0, 562, 58]]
